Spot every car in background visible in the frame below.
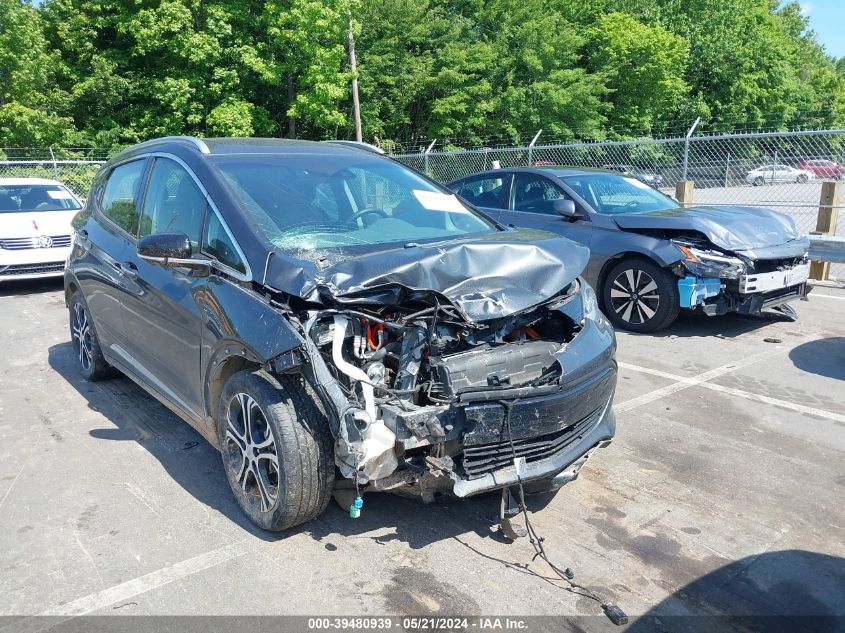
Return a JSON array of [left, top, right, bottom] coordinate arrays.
[[64, 136, 617, 531], [746, 164, 814, 186], [449, 167, 810, 332], [0, 178, 82, 282], [601, 164, 663, 188], [798, 159, 844, 180]]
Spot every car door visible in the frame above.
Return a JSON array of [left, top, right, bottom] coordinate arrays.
[[774, 164, 792, 182], [77, 158, 150, 353], [118, 156, 208, 419], [758, 165, 775, 184], [496, 173, 593, 248]]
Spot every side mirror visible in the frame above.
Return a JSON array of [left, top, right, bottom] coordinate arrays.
[[137, 233, 209, 272], [138, 233, 191, 260], [553, 199, 579, 219]]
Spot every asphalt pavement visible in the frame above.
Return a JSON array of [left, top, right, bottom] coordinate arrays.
[[0, 278, 843, 629]]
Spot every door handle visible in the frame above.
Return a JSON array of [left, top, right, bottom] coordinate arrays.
[[115, 261, 138, 279]]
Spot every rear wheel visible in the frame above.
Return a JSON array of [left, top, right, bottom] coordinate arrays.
[[797, 174, 809, 184], [602, 259, 680, 333], [217, 370, 334, 531], [68, 293, 116, 381]]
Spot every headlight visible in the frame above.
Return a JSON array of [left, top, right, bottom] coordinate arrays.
[[673, 241, 746, 279], [581, 281, 601, 321]]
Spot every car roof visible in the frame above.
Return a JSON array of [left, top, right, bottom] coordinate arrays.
[[450, 166, 617, 183], [116, 135, 371, 158], [0, 178, 71, 187]]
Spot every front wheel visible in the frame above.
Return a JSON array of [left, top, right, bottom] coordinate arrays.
[[602, 259, 680, 333], [797, 174, 809, 184], [217, 370, 334, 531], [753, 176, 765, 186]]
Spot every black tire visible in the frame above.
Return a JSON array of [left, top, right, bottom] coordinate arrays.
[[601, 258, 680, 333], [753, 176, 765, 186], [797, 174, 809, 184], [68, 292, 116, 381], [217, 369, 334, 531]]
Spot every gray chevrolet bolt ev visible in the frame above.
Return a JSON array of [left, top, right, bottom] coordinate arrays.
[[449, 167, 811, 332], [65, 137, 617, 531]]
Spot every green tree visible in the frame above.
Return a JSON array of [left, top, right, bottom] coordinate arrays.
[[264, 0, 355, 138], [473, 0, 607, 142], [587, 13, 690, 136], [0, 0, 74, 146]]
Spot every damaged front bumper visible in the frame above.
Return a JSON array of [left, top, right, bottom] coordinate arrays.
[[675, 240, 812, 316], [678, 272, 811, 316], [288, 282, 618, 502]]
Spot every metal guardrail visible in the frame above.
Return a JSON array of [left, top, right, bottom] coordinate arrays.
[[810, 235, 845, 263]]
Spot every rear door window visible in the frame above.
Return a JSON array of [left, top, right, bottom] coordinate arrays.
[[453, 176, 506, 208], [100, 160, 147, 236]]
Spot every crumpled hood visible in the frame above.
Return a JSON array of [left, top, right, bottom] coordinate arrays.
[[613, 205, 800, 251], [264, 228, 589, 322]]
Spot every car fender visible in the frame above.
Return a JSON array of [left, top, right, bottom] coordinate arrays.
[[585, 229, 684, 289], [199, 277, 304, 422]]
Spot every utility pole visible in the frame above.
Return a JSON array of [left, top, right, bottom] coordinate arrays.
[[348, 15, 363, 142]]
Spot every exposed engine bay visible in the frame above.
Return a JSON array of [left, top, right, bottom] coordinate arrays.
[[268, 278, 617, 501]]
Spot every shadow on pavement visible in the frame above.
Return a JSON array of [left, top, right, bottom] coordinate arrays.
[[0, 277, 64, 297], [46, 340, 515, 548], [627, 550, 845, 633], [789, 337, 845, 380], [622, 309, 793, 341]]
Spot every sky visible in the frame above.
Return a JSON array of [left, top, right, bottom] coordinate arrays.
[[798, 0, 845, 59]]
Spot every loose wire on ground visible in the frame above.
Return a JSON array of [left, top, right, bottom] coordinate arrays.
[[499, 400, 629, 626]]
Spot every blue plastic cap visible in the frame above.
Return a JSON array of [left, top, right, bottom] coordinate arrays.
[[353, 496, 364, 509]]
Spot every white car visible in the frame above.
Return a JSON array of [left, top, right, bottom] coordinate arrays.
[[0, 178, 82, 282], [746, 164, 815, 186]]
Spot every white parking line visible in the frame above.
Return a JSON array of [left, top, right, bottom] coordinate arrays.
[[810, 293, 845, 301], [619, 360, 845, 423], [3, 543, 248, 631], [614, 347, 785, 413]]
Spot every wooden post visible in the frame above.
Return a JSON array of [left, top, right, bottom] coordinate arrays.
[[675, 180, 694, 207], [348, 15, 362, 143], [810, 180, 842, 281]]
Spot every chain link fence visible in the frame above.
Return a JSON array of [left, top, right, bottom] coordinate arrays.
[[3, 131, 842, 275], [0, 148, 111, 199], [0, 160, 105, 200], [394, 129, 845, 239]]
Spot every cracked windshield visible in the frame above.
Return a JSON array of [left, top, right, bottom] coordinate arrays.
[[211, 153, 496, 253]]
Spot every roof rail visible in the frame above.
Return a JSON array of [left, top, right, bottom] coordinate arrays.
[[321, 140, 385, 155], [130, 136, 210, 155]]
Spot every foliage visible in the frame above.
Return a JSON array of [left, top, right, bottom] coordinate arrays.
[[0, 0, 843, 149]]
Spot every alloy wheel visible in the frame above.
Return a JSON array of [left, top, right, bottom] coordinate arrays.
[[224, 392, 279, 512], [609, 268, 661, 325], [71, 302, 94, 372]]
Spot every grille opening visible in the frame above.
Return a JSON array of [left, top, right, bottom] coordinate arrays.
[[459, 405, 603, 479]]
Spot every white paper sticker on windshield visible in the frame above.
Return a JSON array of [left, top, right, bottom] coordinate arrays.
[[47, 189, 75, 200], [625, 178, 651, 190], [412, 190, 469, 214]]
